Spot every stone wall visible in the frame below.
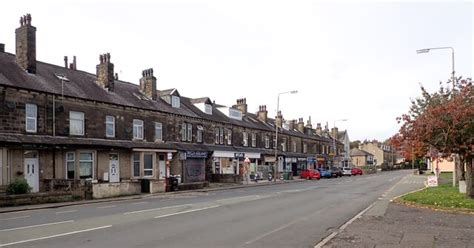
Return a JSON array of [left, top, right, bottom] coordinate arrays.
[[0, 192, 72, 207], [92, 181, 140, 199], [150, 180, 166, 193]]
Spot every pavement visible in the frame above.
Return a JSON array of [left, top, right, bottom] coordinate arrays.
[[0, 177, 304, 214], [0, 170, 417, 248], [323, 174, 474, 248]]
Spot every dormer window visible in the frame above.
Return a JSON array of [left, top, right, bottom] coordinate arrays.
[[228, 108, 242, 120], [171, 96, 180, 108], [205, 104, 212, 114]]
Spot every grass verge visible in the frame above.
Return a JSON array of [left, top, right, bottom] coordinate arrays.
[[398, 172, 474, 212]]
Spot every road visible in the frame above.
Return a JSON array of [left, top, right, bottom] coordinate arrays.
[[0, 170, 419, 248]]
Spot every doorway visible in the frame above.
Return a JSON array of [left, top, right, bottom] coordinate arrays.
[[109, 154, 120, 183], [24, 158, 39, 192]]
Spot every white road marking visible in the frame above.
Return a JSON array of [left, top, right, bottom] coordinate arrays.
[[0, 225, 112, 247], [97, 205, 116, 209], [131, 201, 147, 205], [123, 204, 193, 215], [154, 205, 219, 219], [0, 215, 31, 221], [0, 220, 74, 232], [244, 218, 301, 245], [314, 202, 376, 248], [55, 210, 78, 214]]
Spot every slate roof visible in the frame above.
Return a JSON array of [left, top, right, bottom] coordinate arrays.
[[0, 52, 198, 118], [0, 133, 177, 150], [0, 51, 336, 145], [350, 148, 374, 157]]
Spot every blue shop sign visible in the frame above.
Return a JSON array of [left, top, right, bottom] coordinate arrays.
[[186, 151, 208, 159], [234, 152, 245, 159]]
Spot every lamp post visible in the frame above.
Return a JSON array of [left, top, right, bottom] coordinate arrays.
[[416, 46, 456, 184], [332, 119, 347, 168], [416, 47, 455, 89], [274, 90, 298, 182]]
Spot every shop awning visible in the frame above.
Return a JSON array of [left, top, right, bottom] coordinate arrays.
[[132, 148, 177, 153]]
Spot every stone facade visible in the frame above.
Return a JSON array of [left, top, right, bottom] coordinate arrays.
[[0, 14, 344, 198]]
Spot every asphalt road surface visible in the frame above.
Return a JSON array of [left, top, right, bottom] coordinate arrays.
[[0, 170, 416, 248]]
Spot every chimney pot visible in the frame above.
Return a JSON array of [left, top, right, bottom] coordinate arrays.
[[73, 56, 77, 70], [64, 56, 68, 68], [139, 67, 157, 100], [96, 52, 114, 91], [15, 14, 36, 73], [0, 43, 4, 53]]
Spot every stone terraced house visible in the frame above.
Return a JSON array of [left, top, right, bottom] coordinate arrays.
[[0, 14, 344, 199]]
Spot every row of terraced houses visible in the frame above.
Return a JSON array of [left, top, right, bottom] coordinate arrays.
[[0, 15, 345, 198]]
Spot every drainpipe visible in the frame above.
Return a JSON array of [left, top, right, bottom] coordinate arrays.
[[52, 94, 56, 137]]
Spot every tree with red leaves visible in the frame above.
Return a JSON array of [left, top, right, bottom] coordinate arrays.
[[394, 78, 473, 198]]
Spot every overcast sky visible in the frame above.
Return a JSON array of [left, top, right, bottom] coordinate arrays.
[[1, 0, 472, 141]]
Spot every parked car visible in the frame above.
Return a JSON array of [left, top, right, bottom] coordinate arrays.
[[317, 168, 332, 178], [351, 167, 363, 175], [330, 167, 342, 178], [300, 169, 320, 180], [342, 167, 352, 176]]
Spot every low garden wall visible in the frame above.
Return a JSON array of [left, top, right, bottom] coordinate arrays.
[[0, 192, 73, 207], [92, 181, 141, 199]]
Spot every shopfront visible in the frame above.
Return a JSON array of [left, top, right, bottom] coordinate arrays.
[[317, 155, 327, 168], [181, 150, 208, 183], [295, 157, 307, 176], [212, 150, 238, 175], [307, 156, 316, 170]]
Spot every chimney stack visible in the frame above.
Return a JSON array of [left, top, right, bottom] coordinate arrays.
[[297, 118, 305, 133], [316, 123, 322, 135], [288, 119, 297, 130], [72, 56, 77, 70], [275, 111, 283, 128], [257, 105, 268, 123], [139, 68, 157, 100], [331, 127, 339, 140], [114, 73, 119, 80], [64, 56, 68, 68], [96, 53, 114, 91], [234, 98, 247, 114], [15, 14, 36, 73], [0, 44, 4, 53]]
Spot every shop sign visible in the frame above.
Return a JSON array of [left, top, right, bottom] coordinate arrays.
[[234, 152, 245, 159], [167, 152, 173, 160], [426, 176, 438, 187], [307, 157, 315, 163], [297, 157, 307, 162], [186, 151, 208, 159], [285, 157, 297, 163]]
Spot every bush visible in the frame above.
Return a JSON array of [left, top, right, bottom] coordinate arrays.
[[6, 178, 31, 195]]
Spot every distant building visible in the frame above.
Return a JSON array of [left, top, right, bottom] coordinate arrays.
[[359, 141, 395, 168], [350, 148, 374, 167]]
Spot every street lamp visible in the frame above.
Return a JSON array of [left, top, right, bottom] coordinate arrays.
[[332, 119, 347, 168], [416, 46, 456, 184], [416, 47, 455, 89], [274, 90, 298, 181]]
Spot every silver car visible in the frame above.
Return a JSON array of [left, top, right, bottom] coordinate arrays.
[[342, 167, 352, 176]]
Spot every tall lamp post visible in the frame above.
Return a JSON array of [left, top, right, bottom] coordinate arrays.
[[274, 90, 298, 181], [332, 119, 347, 168], [416, 47, 455, 89], [416, 46, 456, 186]]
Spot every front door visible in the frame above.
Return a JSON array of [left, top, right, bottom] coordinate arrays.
[[109, 154, 120, 183], [24, 158, 39, 192], [158, 154, 166, 179]]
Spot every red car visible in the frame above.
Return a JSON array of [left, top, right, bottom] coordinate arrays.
[[351, 167, 363, 175], [300, 169, 321, 180]]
